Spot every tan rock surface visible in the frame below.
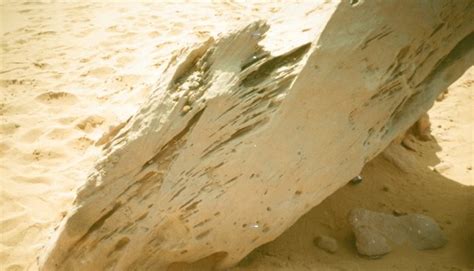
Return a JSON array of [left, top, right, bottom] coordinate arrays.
[[1, 1, 473, 271], [39, 1, 473, 270]]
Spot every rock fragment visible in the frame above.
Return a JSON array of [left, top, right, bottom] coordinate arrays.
[[350, 175, 363, 185], [314, 235, 338, 254], [399, 214, 447, 250], [352, 226, 391, 258], [348, 209, 447, 258]]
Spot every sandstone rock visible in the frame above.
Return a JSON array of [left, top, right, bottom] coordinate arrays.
[[314, 235, 338, 254], [348, 209, 447, 258], [409, 113, 433, 141], [40, 1, 472, 270], [352, 226, 392, 258], [399, 214, 447, 250], [436, 89, 449, 101]]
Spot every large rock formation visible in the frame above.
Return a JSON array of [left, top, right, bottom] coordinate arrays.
[[40, 1, 473, 270]]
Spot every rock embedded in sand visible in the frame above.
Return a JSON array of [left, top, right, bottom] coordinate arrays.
[[399, 214, 447, 250], [352, 226, 392, 258], [314, 235, 338, 254], [349, 209, 447, 258], [436, 89, 449, 101], [410, 113, 433, 141], [40, 1, 472, 270], [350, 175, 363, 185]]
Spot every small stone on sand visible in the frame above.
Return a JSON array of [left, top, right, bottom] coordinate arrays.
[[349, 208, 446, 258], [350, 175, 363, 185], [314, 235, 338, 254]]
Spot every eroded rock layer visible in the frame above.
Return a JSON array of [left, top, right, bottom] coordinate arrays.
[[40, 1, 473, 270]]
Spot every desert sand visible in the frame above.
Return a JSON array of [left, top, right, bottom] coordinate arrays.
[[0, 1, 472, 271]]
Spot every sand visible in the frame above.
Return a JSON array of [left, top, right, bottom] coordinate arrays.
[[0, 2, 472, 271]]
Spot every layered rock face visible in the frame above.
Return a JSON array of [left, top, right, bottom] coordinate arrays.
[[40, 1, 473, 270]]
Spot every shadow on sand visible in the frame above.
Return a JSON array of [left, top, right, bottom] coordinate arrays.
[[233, 138, 473, 270]]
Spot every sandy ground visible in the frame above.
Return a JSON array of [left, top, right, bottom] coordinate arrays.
[[0, 2, 472, 271]]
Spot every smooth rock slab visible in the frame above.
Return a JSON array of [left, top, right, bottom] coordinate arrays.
[[348, 208, 447, 257]]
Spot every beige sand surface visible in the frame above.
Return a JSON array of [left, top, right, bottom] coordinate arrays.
[[1, 2, 472, 271]]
